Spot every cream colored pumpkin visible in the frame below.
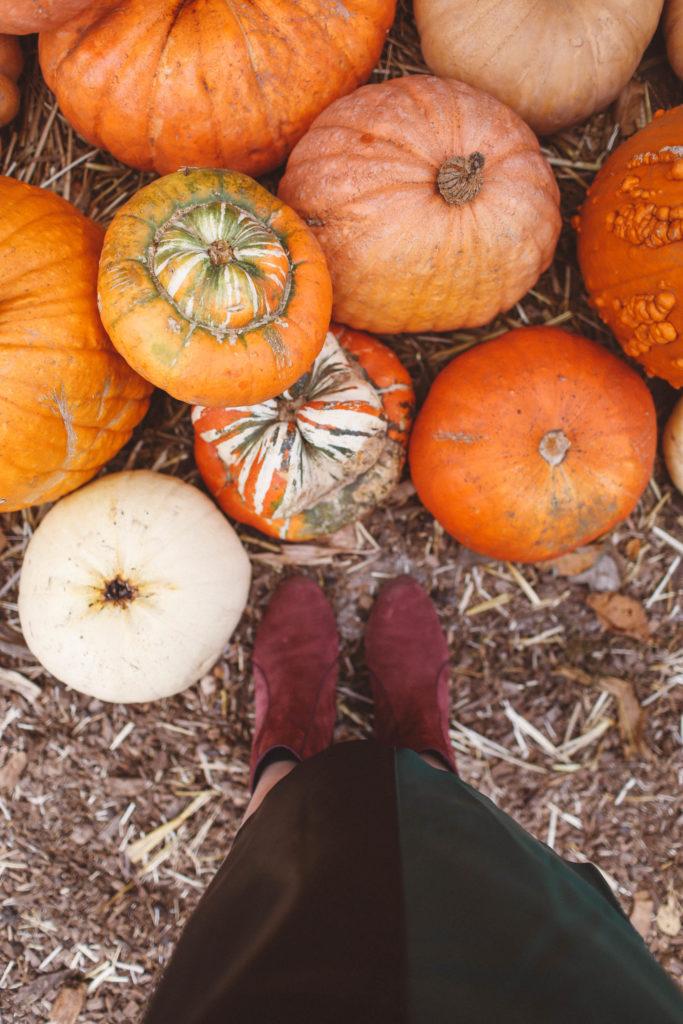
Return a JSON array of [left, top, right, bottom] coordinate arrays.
[[413, 0, 663, 135], [18, 470, 251, 703], [663, 395, 683, 493]]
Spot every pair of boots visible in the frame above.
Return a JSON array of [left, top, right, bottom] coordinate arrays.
[[250, 575, 456, 789]]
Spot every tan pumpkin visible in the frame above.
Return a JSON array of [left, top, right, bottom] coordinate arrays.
[[39, 0, 395, 177], [409, 326, 656, 564], [414, 0, 663, 136], [666, 0, 683, 78], [0, 34, 23, 127], [0, 0, 92, 34], [576, 106, 683, 387], [0, 176, 151, 512], [98, 167, 332, 407], [193, 325, 414, 540], [279, 75, 560, 335], [663, 395, 683, 492]]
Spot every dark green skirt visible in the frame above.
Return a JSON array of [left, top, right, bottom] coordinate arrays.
[[143, 741, 683, 1023]]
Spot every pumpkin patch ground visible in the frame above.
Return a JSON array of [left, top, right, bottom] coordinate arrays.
[[1, 9, 682, 1020]]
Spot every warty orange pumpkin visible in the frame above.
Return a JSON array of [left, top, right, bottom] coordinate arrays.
[[577, 106, 683, 388], [0, 176, 152, 512], [39, 0, 396, 177], [193, 325, 414, 540], [279, 76, 561, 335], [0, 34, 23, 127], [409, 327, 656, 564], [0, 0, 91, 33], [413, 0, 663, 136], [98, 168, 332, 407]]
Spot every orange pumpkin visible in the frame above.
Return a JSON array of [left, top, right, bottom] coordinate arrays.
[[665, 0, 683, 79], [409, 327, 656, 563], [98, 168, 332, 407], [279, 75, 561, 335], [0, 34, 23, 127], [0, 176, 151, 512], [193, 325, 415, 540], [0, 1, 92, 33], [39, 0, 395, 177], [577, 106, 683, 388]]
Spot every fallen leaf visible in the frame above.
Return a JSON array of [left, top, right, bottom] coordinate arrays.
[[625, 538, 642, 561], [614, 79, 650, 137], [0, 750, 27, 792], [573, 553, 621, 592], [599, 676, 651, 759], [545, 545, 601, 576], [49, 983, 86, 1024], [0, 667, 41, 704], [656, 892, 681, 938], [0, 528, 7, 555], [586, 592, 651, 642], [630, 891, 654, 939], [556, 667, 651, 759]]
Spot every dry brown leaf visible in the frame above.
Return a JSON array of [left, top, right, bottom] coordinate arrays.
[[545, 545, 601, 576], [630, 891, 654, 939], [614, 79, 649, 136], [49, 984, 86, 1024], [0, 527, 7, 555], [656, 892, 681, 938], [0, 750, 27, 793], [586, 592, 651, 642], [599, 676, 650, 759], [556, 667, 650, 759], [624, 538, 642, 561]]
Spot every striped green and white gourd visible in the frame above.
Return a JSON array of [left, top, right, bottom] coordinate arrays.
[[192, 332, 388, 520]]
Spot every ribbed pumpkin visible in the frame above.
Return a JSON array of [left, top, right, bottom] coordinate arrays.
[[39, 0, 395, 177], [0, 0, 91, 34], [577, 106, 683, 388], [279, 76, 560, 334], [413, 0, 663, 136], [0, 34, 23, 127], [98, 168, 332, 407], [0, 176, 151, 513], [409, 327, 656, 563], [666, 0, 683, 78], [193, 325, 414, 540]]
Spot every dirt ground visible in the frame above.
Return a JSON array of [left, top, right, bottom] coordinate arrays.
[[1, 7, 682, 1021]]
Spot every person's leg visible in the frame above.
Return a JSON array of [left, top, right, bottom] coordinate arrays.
[[365, 575, 457, 771]]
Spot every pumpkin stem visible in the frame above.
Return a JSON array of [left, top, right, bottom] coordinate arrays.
[[437, 152, 485, 205], [103, 576, 137, 605], [539, 429, 571, 467], [208, 239, 235, 266]]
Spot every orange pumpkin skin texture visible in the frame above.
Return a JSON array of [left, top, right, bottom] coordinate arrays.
[[279, 76, 561, 334], [39, 0, 396, 177], [0, 176, 152, 513], [98, 168, 332, 407], [413, 0, 663, 136], [409, 327, 656, 564], [0, 0, 91, 34], [577, 107, 683, 388], [666, 0, 683, 78], [193, 325, 415, 541], [0, 34, 23, 127]]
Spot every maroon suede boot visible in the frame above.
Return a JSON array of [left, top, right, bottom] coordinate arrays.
[[250, 576, 339, 789], [364, 576, 456, 772]]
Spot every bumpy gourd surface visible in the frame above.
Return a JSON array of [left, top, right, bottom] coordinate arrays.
[[578, 107, 683, 387]]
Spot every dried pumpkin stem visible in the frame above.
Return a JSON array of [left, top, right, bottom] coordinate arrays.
[[103, 576, 137, 605], [437, 152, 485, 205], [208, 239, 235, 266], [539, 429, 571, 467]]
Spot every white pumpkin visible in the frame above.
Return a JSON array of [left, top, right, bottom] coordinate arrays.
[[18, 470, 251, 703], [663, 395, 683, 494]]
